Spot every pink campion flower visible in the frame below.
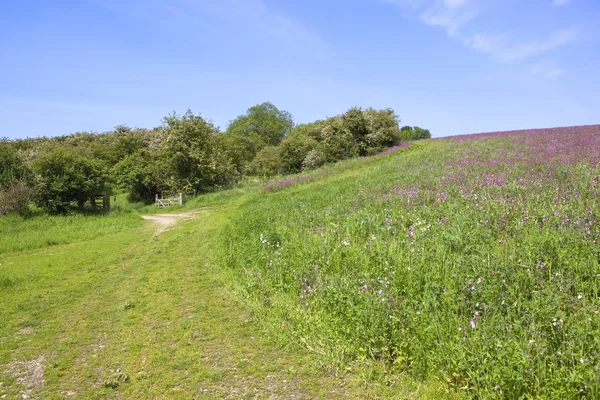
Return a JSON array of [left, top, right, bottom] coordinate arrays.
[[407, 226, 414, 238], [470, 320, 476, 329]]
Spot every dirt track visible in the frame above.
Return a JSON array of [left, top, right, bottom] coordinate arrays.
[[141, 210, 205, 234]]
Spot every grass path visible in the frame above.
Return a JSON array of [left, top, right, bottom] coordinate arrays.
[[0, 200, 417, 399]]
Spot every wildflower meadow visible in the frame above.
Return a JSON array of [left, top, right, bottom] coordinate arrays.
[[222, 125, 600, 399]]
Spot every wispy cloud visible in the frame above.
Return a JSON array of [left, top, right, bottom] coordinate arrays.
[[90, 0, 331, 60], [381, 0, 577, 77], [553, 0, 571, 6], [462, 28, 578, 62], [420, 1, 476, 37], [532, 62, 567, 79]]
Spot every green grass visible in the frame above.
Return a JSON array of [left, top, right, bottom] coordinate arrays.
[[0, 184, 448, 399], [0, 212, 143, 255], [5, 128, 597, 399], [222, 131, 600, 399]]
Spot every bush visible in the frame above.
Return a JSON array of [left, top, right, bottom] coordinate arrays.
[[301, 149, 326, 171], [0, 179, 33, 216], [31, 146, 107, 213], [112, 150, 169, 202], [363, 108, 402, 152], [161, 110, 237, 192], [226, 102, 294, 147], [251, 146, 284, 177], [0, 142, 28, 187], [279, 133, 319, 174], [217, 132, 265, 177], [320, 118, 359, 162], [401, 126, 431, 141]]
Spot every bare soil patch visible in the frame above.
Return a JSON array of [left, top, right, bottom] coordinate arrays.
[[6, 356, 44, 399], [142, 210, 207, 234]]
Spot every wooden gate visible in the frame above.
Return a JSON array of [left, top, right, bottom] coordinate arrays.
[[155, 193, 183, 208]]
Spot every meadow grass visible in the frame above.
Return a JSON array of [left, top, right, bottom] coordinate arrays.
[[0, 184, 446, 399], [0, 212, 143, 256], [222, 126, 600, 399], [3, 126, 600, 398]]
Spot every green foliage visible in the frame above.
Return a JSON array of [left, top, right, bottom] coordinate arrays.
[[401, 125, 431, 141], [251, 146, 283, 177], [363, 108, 402, 153], [226, 102, 294, 147], [112, 149, 167, 202], [161, 110, 236, 193], [301, 149, 326, 171], [31, 145, 107, 213], [217, 132, 264, 176], [0, 103, 421, 212], [412, 126, 431, 140], [0, 141, 28, 187], [278, 132, 319, 174], [320, 117, 360, 162]]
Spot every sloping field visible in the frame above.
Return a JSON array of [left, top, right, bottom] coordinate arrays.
[[223, 125, 600, 399], [1, 125, 600, 399]]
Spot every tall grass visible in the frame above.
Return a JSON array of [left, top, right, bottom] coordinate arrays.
[[221, 126, 600, 399], [0, 212, 142, 255]]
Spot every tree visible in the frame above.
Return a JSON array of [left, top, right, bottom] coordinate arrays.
[[400, 126, 414, 142], [412, 126, 431, 140], [31, 146, 107, 213], [161, 110, 236, 192], [226, 102, 293, 147], [251, 146, 284, 177], [320, 118, 359, 162], [112, 149, 168, 202], [278, 132, 319, 174], [400, 126, 431, 141], [217, 132, 264, 177], [363, 108, 401, 153], [341, 107, 369, 155], [0, 141, 27, 187]]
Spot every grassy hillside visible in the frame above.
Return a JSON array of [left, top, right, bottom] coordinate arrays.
[[1, 125, 599, 399], [222, 125, 600, 399]]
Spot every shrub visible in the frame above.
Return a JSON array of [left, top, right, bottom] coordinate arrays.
[[320, 118, 359, 162], [279, 133, 319, 174], [31, 146, 107, 213], [251, 146, 284, 177], [0, 179, 33, 216], [226, 102, 294, 147], [301, 149, 326, 171], [363, 108, 402, 152], [160, 110, 237, 192]]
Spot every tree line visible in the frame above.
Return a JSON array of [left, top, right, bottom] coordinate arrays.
[[0, 103, 430, 215]]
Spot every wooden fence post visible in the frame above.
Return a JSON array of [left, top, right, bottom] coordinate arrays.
[[103, 190, 110, 212], [179, 192, 183, 206]]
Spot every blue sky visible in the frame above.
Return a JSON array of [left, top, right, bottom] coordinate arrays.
[[1, 0, 599, 139]]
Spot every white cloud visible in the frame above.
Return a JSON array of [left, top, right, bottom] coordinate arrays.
[[499, 29, 577, 61], [420, 2, 475, 36], [382, 0, 578, 63], [443, 0, 468, 8], [462, 29, 578, 62], [532, 62, 567, 79]]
